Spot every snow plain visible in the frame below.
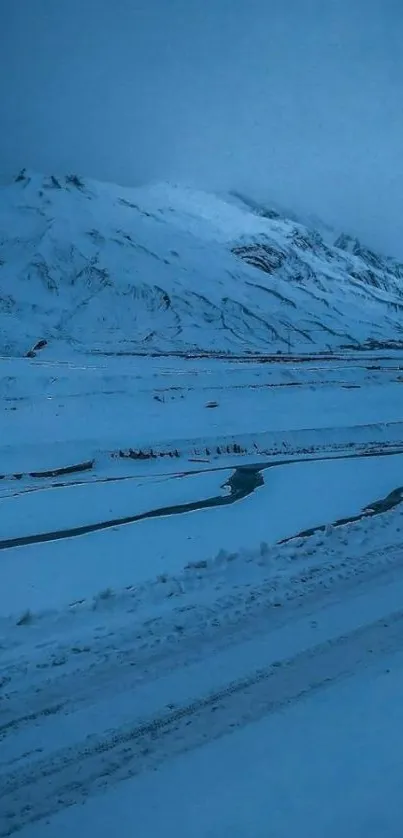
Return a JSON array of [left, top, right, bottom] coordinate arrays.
[[1, 350, 403, 836]]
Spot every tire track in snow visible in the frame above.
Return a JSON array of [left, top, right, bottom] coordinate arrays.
[[1, 541, 403, 746], [1, 606, 403, 835]]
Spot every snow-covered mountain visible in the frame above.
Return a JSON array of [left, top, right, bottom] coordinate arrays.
[[1, 169, 403, 357]]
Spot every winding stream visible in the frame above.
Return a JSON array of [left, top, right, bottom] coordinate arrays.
[[1, 446, 403, 552]]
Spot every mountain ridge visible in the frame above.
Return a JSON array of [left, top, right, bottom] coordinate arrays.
[[1, 169, 402, 357]]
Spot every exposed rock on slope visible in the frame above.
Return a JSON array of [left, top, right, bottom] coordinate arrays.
[[1, 170, 402, 356]]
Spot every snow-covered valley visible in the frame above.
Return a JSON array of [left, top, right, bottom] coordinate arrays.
[[1, 176, 403, 836]]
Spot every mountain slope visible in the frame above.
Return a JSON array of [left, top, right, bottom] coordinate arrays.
[[1, 170, 403, 356]]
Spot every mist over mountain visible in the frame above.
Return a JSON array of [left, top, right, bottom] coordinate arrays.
[[1, 0, 403, 256]]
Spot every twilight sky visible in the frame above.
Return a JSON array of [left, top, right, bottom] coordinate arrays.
[[1, 0, 402, 255]]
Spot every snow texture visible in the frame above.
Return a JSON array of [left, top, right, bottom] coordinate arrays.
[[2, 177, 403, 837], [2, 170, 403, 357]]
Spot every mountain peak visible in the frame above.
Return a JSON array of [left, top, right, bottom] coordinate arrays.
[[1, 172, 403, 358]]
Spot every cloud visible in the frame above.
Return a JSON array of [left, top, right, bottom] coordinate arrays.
[[1, 0, 403, 255]]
